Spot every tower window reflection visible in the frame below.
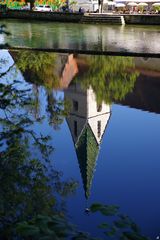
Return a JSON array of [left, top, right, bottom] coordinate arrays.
[[97, 121, 101, 138], [74, 121, 78, 137], [73, 100, 78, 111], [97, 104, 102, 112]]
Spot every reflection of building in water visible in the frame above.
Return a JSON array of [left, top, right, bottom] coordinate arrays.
[[9, 51, 79, 90], [135, 57, 160, 76], [65, 83, 111, 199], [56, 54, 79, 89], [120, 57, 160, 114]]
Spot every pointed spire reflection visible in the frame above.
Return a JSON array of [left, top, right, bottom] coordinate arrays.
[[65, 82, 111, 199]]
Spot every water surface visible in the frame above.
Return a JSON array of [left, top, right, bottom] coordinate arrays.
[[1, 19, 160, 54], [0, 50, 160, 239]]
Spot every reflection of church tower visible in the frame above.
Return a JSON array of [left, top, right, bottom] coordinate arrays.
[[65, 83, 111, 199]]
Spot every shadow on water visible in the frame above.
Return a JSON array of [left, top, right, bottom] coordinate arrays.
[[1, 49, 160, 239]]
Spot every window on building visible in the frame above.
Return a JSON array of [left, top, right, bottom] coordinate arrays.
[[97, 121, 101, 138], [73, 100, 78, 111]]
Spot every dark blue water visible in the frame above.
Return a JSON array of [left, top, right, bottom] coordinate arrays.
[[51, 100, 160, 239], [0, 50, 160, 239]]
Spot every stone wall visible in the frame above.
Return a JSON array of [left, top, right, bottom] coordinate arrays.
[[1, 10, 160, 25], [124, 14, 160, 25], [0, 10, 83, 22]]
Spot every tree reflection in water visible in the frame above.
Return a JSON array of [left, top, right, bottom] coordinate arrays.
[[0, 77, 78, 239], [0, 50, 150, 239], [10, 50, 71, 129], [74, 55, 139, 104]]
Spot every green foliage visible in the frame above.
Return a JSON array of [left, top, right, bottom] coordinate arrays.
[[0, 80, 52, 158], [16, 214, 75, 239], [15, 50, 59, 89], [34, 0, 65, 10], [74, 55, 139, 105], [7, 1, 25, 9], [50, 0, 65, 9], [12, 50, 71, 128], [90, 203, 119, 216], [153, 5, 160, 12], [122, 231, 150, 240], [0, 80, 52, 238], [16, 214, 100, 239], [46, 90, 71, 129], [90, 203, 150, 240], [0, 138, 55, 238], [0, 77, 77, 239]]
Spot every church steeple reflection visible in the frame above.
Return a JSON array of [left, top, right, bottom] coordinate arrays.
[[65, 82, 111, 199]]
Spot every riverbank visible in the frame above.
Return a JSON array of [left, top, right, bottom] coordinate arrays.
[[1, 10, 160, 25]]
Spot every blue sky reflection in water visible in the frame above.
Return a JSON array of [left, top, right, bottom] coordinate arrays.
[[0, 50, 160, 239]]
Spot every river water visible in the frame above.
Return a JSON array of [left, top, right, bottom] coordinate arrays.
[[0, 19, 160, 53], [0, 20, 160, 240]]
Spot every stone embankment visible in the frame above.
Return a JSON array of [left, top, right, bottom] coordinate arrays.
[[0, 10, 83, 22], [0, 10, 160, 25], [0, 10, 123, 24], [124, 14, 160, 24]]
